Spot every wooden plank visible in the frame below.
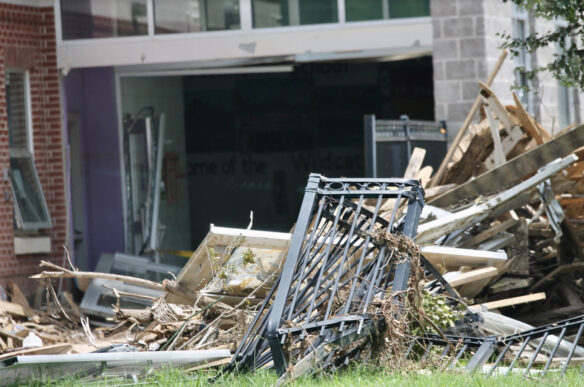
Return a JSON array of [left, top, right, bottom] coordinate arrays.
[[478, 82, 517, 130], [446, 267, 499, 287], [429, 125, 584, 208], [532, 262, 584, 291], [483, 125, 526, 170], [489, 277, 532, 294], [424, 184, 457, 201], [442, 121, 493, 185], [417, 155, 577, 244], [469, 292, 546, 311], [430, 50, 508, 187], [484, 104, 507, 167], [417, 165, 433, 189], [403, 147, 426, 179], [0, 343, 72, 361], [183, 357, 232, 372], [420, 245, 507, 269], [0, 300, 31, 317], [459, 218, 518, 248], [512, 92, 543, 145], [8, 280, 29, 308]]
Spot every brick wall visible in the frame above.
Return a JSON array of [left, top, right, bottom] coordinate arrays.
[[0, 3, 67, 295]]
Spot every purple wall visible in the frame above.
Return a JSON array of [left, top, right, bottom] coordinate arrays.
[[63, 67, 124, 270]]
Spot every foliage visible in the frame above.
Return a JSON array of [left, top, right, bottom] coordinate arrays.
[[410, 290, 462, 336], [500, 0, 584, 91]]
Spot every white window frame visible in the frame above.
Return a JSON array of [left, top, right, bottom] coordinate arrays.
[[555, 19, 574, 130], [5, 69, 52, 230], [512, 4, 534, 114]]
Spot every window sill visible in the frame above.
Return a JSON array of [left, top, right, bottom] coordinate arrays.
[[14, 236, 51, 255]]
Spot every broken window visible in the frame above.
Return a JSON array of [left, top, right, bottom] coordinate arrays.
[[6, 70, 52, 230]]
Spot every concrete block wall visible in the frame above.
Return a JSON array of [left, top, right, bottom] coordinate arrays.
[[432, 0, 583, 143], [0, 3, 67, 294], [432, 0, 515, 144]]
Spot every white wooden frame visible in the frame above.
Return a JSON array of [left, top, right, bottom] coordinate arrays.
[[166, 225, 291, 304]]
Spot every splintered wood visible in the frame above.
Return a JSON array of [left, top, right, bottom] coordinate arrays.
[[15, 70, 584, 379], [417, 84, 584, 326]]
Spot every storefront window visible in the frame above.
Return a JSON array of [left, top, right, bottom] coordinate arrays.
[[253, 0, 338, 28], [60, 0, 148, 40], [154, 0, 240, 34], [346, 0, 429, 22]]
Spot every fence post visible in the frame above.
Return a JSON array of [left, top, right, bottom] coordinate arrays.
[[363, 115, 377, 177]]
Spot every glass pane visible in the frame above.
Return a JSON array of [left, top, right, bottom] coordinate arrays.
[[10, 157, 51, 228], [154, 0, 240, 34], [60, 0, 148, 40], [253, 0, 338, 28], [346, 0, 429, 22], [5, 72, 29, 150]]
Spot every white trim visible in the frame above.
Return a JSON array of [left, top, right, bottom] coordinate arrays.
[[24, 71, 34, 155], [58, 16, 430, 47], [58, 18, 432, 69], [146, 0, 155, 37], [337, 0, 346, 24], [240, 0, 252, 32], [114, 72, 129, 253], [54, 0, 63, 45], [119, 64, 294, 78]]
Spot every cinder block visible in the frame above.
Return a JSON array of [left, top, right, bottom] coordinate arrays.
[[461, 37, 486, 58], [446, 59, 477, 80], [444, 17, 474, 38], [434, 40, 458, 59], [435, 81, 462, 102], [431, 0, 457, 17], [459, 0, 483, 16]]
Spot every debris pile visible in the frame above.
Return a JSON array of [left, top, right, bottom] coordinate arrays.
[[4, 58, 584, 383]]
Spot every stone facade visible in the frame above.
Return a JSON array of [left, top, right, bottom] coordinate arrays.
[[432, 0, 583, 143]]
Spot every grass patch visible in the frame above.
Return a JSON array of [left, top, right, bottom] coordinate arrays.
[[27, 364, 584, 386]]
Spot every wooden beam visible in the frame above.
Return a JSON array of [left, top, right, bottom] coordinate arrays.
[[420, 245, 507, 269], [429, 125, 584, 208], [0, 300, 31, 318], [446, 267, 499, 287], [483, 125, 525, 170], [0, 343, 72, 361], [403, 147, 426, 179], [532, 262, 584, 291], [459, 218, 518, 248], [478, 81, 517, 130], [470, 292, 546, 311], [430, 50, 508, 187], [417, 165, 433, 189], [417, 155, 577, 244], [512, 91, 543, 145]]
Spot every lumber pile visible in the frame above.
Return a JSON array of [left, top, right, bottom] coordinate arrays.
[[418, 83, 584, 326]]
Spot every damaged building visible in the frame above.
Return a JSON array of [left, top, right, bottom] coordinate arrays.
[[2, 0, 584, 382]]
